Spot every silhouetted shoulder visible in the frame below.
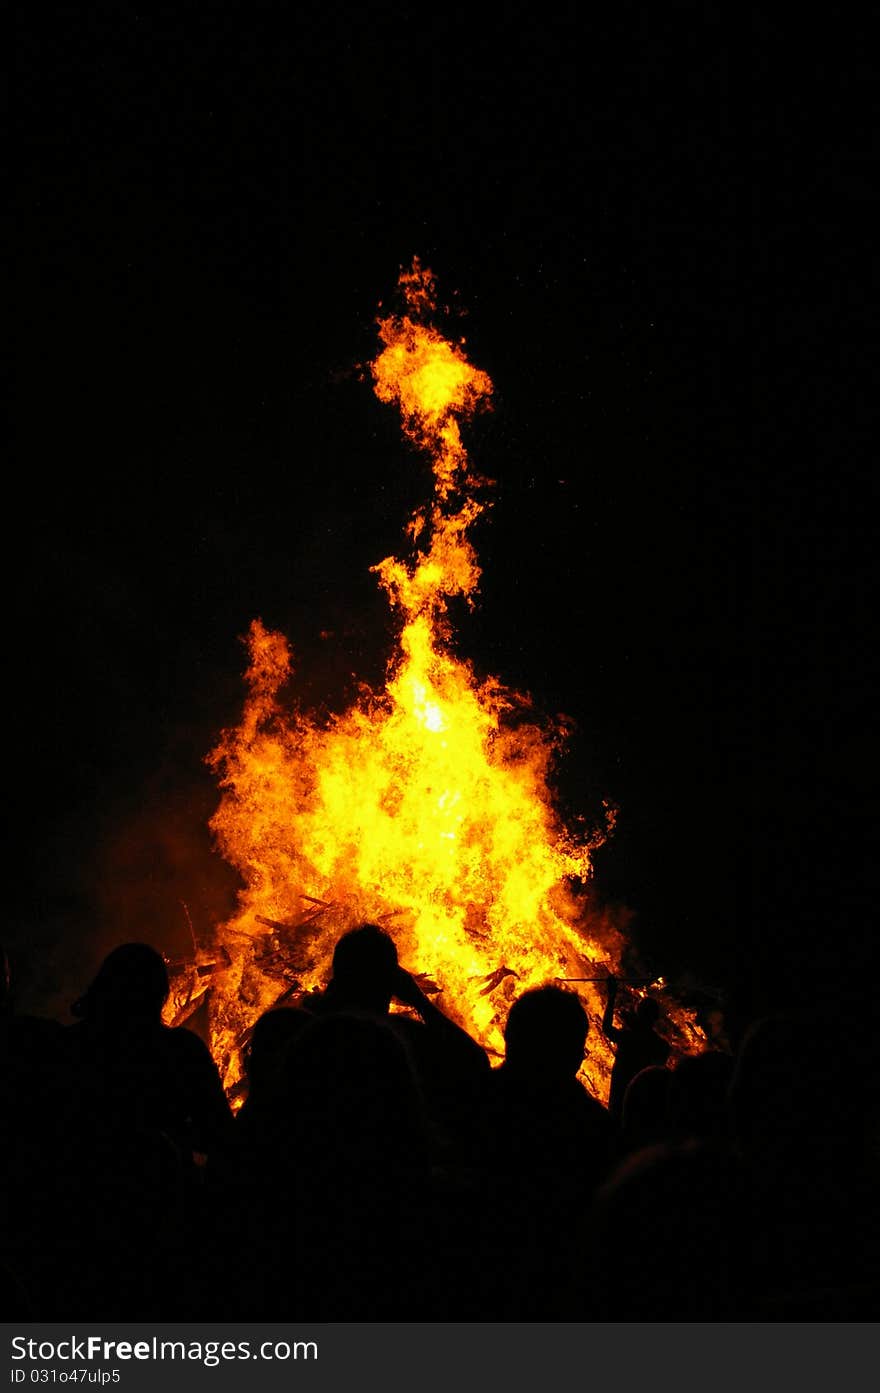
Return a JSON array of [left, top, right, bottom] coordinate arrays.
[[166, 1024, 220, 1064], [164, 1025, 233, 1139], [578, 1082, 614, 1134]]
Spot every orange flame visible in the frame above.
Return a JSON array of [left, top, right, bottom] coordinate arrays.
[[182, 260, 701, 1100]]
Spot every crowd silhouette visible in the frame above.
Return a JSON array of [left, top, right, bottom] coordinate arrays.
[[2, 928, 877, 1321]]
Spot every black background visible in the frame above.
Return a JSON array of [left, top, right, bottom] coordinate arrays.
[[12, 8, 874, 1022]]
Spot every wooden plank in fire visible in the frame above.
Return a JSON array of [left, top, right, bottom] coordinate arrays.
[[473, 965, 520, 997], [272, 980, 304, 1008], [253, 947, 310, 974], [255, 905, 334, 934], [167, 985, 211, 1028], [231, 978, 304, 1056], [255, 914, 299, 933], [409, 971, 441, 996], [166, 959, 224, 978]]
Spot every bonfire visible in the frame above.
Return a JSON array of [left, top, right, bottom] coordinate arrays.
[[164, 260, 703, 1100]]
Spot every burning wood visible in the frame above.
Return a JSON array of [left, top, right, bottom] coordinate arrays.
[[475, 966, 521, 997], [409, 971, 441, 996], [255, 906, 334, 934], [165, 945, 233, 1028], [166, 988, 212, 1030], [166, 959, 224, 978], [254, 915, 299, 934]]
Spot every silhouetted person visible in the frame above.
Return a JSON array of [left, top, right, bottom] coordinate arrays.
[[2, 977, 71, 1320], [318, 923, 400, 1015], [726, 1011, 880, 1316], [480, 985, 612, 1182], [66, 942, 233, 1158], [238, 1005, 315, 1120], [1, 944, 219, 1319], [586, 1140, 751, 1319], [667, 1049, 733, 1143], [1, 947, 69, 1142], [602, 974, 670, 1118], [224, 1010, 433, 1320], [471, 985, 613, 1318], [619, 1063, 675, 1156], [211, 1004, 316, 1190], [314, 924, 489, 1157], [284, 1010, 430, 1181]]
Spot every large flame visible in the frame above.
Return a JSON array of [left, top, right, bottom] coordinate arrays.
[[171, 260, 701, 1099]]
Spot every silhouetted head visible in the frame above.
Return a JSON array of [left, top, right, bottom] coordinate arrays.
[[328, 923, 399, 1013], [504, 985, 589, 1082], [621, 1064, 674, 1152], [243, 1006, 313, 1099], [727, 1011, 864, 1174], [72, 943, 169, 1025], [634, 996, 661, 1028], [727, 1014, 805, 1153], [668, 1050, 733, 1140]]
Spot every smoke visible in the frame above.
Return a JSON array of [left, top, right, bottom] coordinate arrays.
[[7, 755, 239, 1024]]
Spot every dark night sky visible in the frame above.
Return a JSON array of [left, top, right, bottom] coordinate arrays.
[[11, 9, 874, 1020]]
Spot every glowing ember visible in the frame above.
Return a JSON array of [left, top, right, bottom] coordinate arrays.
[[170, 260, 701, 1099]]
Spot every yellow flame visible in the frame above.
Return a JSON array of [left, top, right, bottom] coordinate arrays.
[[192, 260, 701, 1099]]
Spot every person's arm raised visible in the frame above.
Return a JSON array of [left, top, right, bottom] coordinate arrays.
[[392, 966, 490, 1072], [602, 974, 623, 1043]]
